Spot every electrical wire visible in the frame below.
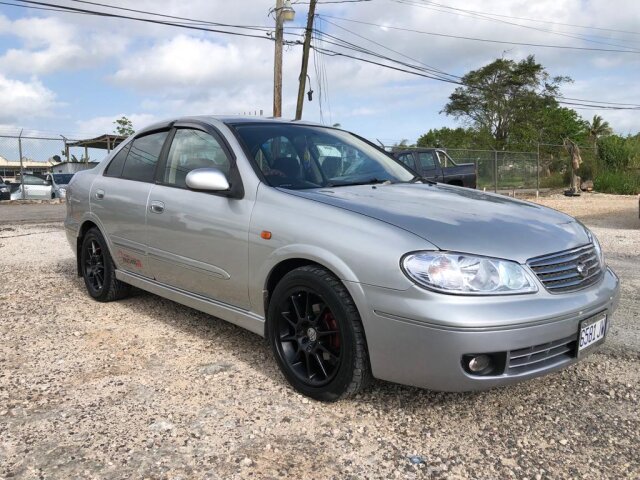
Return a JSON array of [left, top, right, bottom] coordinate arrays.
[[311, 36, 640, 110], [317, 14, 640, 53], [11, 0, 288, 40], [393, 0, 640, 51], [403, 0, 640, 37]]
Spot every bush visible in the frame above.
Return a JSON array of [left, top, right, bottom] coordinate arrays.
[[597, 135, 633, 170], [540, 172, 566, 189], [593, 170, 640, 195]]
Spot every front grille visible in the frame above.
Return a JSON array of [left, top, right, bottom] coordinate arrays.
[[527, 244, 603, 293], [507, 335, 576, 374]]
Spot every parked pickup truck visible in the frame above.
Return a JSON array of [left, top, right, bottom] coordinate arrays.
[[393, 148, 476, 189]]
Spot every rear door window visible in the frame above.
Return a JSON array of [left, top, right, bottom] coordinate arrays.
[[418, 152, 437, 170], [121, 131, 169, 182], [104, 144, 130, 178]]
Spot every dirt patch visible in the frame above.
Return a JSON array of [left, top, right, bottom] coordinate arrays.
[[0, 193, 638, 479]]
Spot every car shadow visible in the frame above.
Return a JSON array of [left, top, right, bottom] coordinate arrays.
[[102, 286, 491, 406]]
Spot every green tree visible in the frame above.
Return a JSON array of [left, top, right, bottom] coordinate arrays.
[[416, 126, 492, 149], [586, 114, 613, 144], [443, 55, 571, 149], [113, 116, 135, 136]]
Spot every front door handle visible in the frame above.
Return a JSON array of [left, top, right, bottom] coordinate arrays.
[[149, 201, 165, 214], [95, 189, 105, 200]]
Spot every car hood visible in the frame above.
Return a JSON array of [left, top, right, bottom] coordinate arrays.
[[286, 183, 589, 263]]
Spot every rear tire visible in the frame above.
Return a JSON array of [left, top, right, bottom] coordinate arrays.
[[267, 265, 372, 401], [81, 228, 131, 302]]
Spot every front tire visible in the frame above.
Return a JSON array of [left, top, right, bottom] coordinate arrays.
[[267, 265, 372, 401], [81, 228, 131, 302]]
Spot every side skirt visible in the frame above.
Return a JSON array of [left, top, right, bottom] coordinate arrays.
[[115, 270, 265, 337]]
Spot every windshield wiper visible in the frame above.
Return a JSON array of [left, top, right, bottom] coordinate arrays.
[[327, 178, 391, 187], [409, 175, 437, 185]]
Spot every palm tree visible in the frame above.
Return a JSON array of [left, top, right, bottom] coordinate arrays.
[[587, 115, 613, 143]]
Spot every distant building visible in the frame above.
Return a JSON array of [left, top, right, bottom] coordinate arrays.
[[0, 156, 55, 181]]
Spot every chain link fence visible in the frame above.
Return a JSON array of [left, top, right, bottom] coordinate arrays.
[[388, 143, 598, 193]]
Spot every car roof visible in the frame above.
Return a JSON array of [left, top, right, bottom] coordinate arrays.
[[135, 115, 326, 136]]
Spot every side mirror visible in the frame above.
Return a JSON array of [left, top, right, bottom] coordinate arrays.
[[185, 167, 230, 192]]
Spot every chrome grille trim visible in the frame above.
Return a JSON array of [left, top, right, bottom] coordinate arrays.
[[527, 244, 603, 293], [507, 334, 576, 374]]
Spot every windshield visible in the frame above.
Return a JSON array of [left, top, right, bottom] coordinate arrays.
[[52, 174, 74, 184], [233, 124, 415, 189]]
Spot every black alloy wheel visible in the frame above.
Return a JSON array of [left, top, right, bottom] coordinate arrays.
[[81, 227, 131, 302], [276, 288, 342, 387], [268, 265, 371, 401], [84, 238, 105, 293]]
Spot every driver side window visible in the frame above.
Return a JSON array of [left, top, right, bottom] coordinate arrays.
[[163, 129, 230, 188]]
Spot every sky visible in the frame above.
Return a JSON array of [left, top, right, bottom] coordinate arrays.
[[0, 0, 638, 149]]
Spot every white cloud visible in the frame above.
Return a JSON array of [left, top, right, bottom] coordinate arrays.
[[0, 14, 127, 74], [0, 75, 58, 123], [0, 0, 637, 138]]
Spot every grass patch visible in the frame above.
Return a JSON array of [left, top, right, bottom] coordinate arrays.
[[594, 170, 640, 195]]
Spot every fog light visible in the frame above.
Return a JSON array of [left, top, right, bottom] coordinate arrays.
[[468, 354, 491, 373]]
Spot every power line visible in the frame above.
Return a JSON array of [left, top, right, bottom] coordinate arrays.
[[394, 0, 640, 51], [310, 33, 640, 110], [403, 0, 640, 37], [11, 0, 295, 40], [317, 14, 640, 53]]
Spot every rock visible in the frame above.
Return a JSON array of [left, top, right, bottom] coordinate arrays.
[[407, 455, 426, 465], [239, 457, 253, 467], [149, 420, 174, 432], [559, 439, 568, 446], [199, 363, 232, 375], [581, 180, 594, 191]]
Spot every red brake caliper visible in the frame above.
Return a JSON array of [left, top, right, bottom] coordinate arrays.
[[322, 311, 340, 350]]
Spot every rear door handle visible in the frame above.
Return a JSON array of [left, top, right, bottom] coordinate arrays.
[[95, 189, 105, 200], [149, 200, 165, 214]]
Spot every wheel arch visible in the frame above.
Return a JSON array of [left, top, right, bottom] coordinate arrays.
[[76, 219, 99, 276], [261, 249, 370, 339]]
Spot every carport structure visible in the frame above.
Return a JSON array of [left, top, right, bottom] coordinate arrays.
[[64, 134, 127, 163]]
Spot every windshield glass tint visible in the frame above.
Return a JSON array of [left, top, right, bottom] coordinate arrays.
[[233, 124, 414, 189], [52, 174, 74, 184]]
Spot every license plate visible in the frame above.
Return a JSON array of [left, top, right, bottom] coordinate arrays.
[[577, 314, 607, 356]]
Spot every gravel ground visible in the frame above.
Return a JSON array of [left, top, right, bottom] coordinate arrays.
[[1, 193, 639, 479]]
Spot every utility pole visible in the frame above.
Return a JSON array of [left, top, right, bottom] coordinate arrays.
[[273, 0, 284, 117], [273, 0, 295, 117], [18, 129, 24, 200], [295, 0, 317, 120]]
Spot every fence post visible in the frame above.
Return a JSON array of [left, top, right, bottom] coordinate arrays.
[[494, 150, 498, 193], [536, 143, 540, 198], [18, 129, 25, 200]]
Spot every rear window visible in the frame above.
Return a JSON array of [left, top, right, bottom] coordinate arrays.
[[52, 174, 74, 184], [121, 131, 168, 182], [104, 144, 130, 178]]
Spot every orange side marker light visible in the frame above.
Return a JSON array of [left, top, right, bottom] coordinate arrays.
[[261, 230, 272, 240]]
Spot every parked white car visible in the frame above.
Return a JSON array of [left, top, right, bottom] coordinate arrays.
[[48, 173, 74, 199], [10, 173, 53, 200]]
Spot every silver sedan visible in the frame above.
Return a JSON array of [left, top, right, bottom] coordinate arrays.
[[64, 116, 620, 401]]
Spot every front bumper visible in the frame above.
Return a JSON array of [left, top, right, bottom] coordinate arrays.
[[353, 267, 620, 392]]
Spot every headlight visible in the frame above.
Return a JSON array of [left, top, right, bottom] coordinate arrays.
[[402, 252, 538, 295], [58, 188, 67, 197], [586, 229, 605, 267]]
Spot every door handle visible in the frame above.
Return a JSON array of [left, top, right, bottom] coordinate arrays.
[[95, 189, 105, 200], [149, 201, 165, 214]]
